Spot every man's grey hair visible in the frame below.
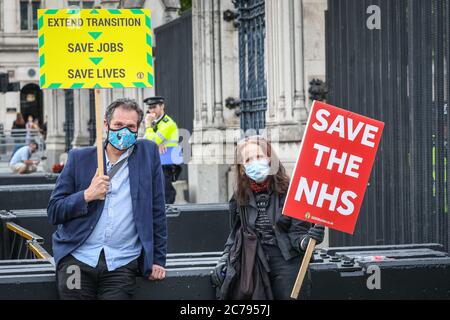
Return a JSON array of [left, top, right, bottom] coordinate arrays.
[[105, 98, 144, 125]]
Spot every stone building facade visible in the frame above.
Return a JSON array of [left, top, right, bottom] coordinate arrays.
[[188, 0, 327, 204], [0, 0, 180, 166]]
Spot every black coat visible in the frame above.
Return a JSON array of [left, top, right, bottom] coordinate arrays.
[[216, 189, 312, 299], [224, 189, 311, 260], [218, 210, 273, 300]]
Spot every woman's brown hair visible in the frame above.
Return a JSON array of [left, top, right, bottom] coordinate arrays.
[[15, 113, 25, 125], [234, 136, 290, 206]]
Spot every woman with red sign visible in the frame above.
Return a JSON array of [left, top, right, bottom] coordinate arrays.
[[211, 136, 325, 300]]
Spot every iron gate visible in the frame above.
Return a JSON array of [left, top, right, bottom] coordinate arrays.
[[235, 0, 267, 133], [325, 0, 450, 252], [154, 11, 194, 134], [154, 11, 194, 182]]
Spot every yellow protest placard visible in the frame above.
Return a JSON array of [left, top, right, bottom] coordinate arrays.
[[38, 8, 153, 89]]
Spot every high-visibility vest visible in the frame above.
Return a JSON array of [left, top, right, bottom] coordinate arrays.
[[144, 113, 179, 147]]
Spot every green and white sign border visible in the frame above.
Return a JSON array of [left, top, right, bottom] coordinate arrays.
[[38, 8, 154, 89]]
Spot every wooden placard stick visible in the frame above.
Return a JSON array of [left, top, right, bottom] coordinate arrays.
[[94, 88, 104, 177], [290, 238, 316, 299]]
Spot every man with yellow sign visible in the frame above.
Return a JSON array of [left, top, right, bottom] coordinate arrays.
[[41, 8, 167, 300]]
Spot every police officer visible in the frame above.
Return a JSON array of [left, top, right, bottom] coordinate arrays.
[[143, 96, 180, 204]]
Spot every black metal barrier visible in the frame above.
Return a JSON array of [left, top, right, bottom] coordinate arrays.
[[0, 184, 448, 299], [0, 260, 56, 300], [2, 221, 51, 260], [0, 185, 54, 210], [0, 186, 231, 253], [0, 203, 231, 255], [0, 252, 219, 300], [165, 204, 230, 253], [0, 173, 59, 186], [309, 244, 450, 299], [0, 244, 448, 299], [135, 252, 218, 299], [0, 210, 55, 255]]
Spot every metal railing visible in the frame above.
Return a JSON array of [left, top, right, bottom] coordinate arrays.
[[0, 129, 45, 162], [5, 222, 51, 260], [325, 0, 450, 252]]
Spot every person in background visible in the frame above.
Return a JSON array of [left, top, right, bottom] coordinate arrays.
[[25, 115, 34, 130], [25, 115, 34, 144], [143, 96, 180, 204], [33, 118, 40, 131], [11, 112, 25, 130], [42, 115, 48, 141], [11, 113, 26, 144], [9, 141, 39, 174], [211, 136, 325, 300]]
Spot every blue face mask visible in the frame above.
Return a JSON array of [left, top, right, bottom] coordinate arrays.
[[107, 126, 137, 151], [244, 158, 271, 183]]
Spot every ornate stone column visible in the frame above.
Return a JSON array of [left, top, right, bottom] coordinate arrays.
[[72, 90, 91, 147], [189, 0, 240, 203], [265, 0, 327, 175], [265, 0, 328, 246], [44, 89, 67, 167]]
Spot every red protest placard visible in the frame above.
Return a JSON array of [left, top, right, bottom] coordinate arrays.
[[282, 101, 384, 234]]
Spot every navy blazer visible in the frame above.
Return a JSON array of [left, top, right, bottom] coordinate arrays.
[[47, 139, 167, 277]]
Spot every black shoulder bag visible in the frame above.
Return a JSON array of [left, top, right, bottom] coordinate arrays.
[[225, 205, 259, 300]]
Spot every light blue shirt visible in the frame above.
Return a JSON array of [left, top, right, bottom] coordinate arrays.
[[72, 148, 142, 271], [9, 146, 31, 166]]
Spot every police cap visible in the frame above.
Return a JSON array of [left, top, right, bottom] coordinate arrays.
[[143, 96, 165, 106]]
